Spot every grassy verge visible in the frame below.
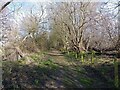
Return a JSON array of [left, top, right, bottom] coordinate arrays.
[[2, 51, 120, 88]]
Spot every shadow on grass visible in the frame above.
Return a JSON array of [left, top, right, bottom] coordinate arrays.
[[3, 60, 83, 89], [2, 59, 119, 89], [63, 52, 120, 88]]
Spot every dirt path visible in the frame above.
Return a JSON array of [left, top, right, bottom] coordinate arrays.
[[45, 50, 115, 88], [3, 50, 117, 88], [46, 50, 63, 56], [44, 50, 84, 88], [46, 50, 77, 66]]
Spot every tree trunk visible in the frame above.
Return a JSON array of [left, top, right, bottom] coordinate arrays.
[[78, 41, 86, 52]]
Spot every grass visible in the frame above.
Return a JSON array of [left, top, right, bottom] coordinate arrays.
[[2, 51, 120, 89]]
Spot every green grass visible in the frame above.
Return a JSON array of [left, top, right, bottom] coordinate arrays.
[[2, 51, 120, 88]]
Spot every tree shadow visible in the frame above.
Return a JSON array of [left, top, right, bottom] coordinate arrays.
[[82, 61, 120, 88], [3, 61, 64, 89], [2, 59, 119, 89], [59, 53, 120, 88], [2, 60, 83, 89]]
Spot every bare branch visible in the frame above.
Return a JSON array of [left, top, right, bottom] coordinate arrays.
[[0, 0, 13, 13]]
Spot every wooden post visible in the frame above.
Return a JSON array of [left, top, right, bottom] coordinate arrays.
[[91, 50, 95, 64], [81, 51, 84, 63], [75, 53, 78, 59]]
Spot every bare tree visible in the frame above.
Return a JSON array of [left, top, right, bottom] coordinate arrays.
[[49, 2, 98, 53], [20, 4, 47, 52]]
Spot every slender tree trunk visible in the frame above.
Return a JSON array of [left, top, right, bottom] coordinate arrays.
[[78, 41, 86, 52]]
